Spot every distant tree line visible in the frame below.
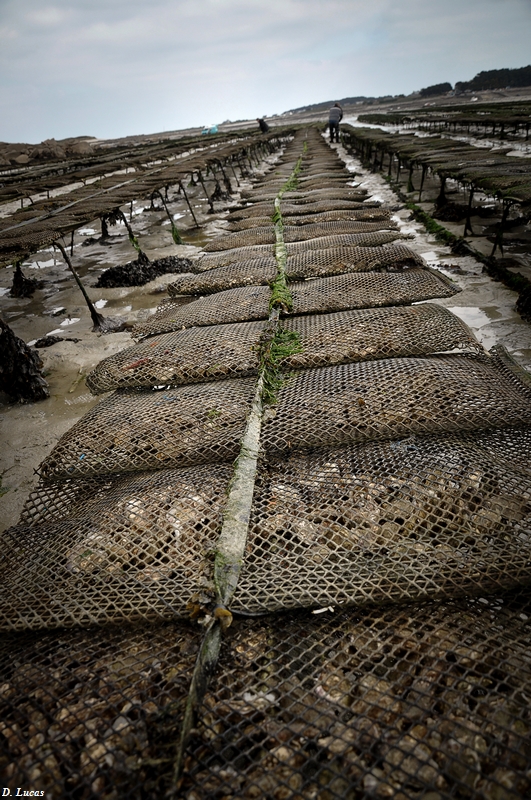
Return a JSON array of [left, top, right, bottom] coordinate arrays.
[[455, 65, 531, 92], [419, 83, 452, 98], [284, 66, 531, 116], [420, 66, 531, 97]]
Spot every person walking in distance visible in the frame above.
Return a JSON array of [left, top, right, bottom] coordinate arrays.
[[328, 103, 343, 143]]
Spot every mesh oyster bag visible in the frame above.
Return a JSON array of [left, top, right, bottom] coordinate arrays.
[[88, 305, 481, 394], [0, 464, 231, 630], [2, 592, 531, 798], [227, 208, 392, 231], [282, 304, 482, 369], [168, 244, 426, 296], [134, 269, 458, 338], [86, 320, 267, 394], [202, 221, 397, 253], [233, 426, 531, 614], [244, 187, 368, 203], [0, 620, 203, 796], [132, 286, 271, 337], [181, 591, 531, 800], [250, 173, 351, 191], [262, 354, 531, 456], [287, 268, 459, 318], [228, 198, 379, 220], [38, 377, 256, 482], [195, 231, 405, 271]]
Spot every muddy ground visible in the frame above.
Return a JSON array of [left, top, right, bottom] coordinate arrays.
[[1, 138, 530, 532]]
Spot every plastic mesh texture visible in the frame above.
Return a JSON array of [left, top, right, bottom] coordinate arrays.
[[228, 198, 379, 220], [87, 305, 481, 394], [38, 378, 256, 481], [2, 592, 531, 798], [133, 285, 271, 336], [86, 320, 266, 393], [203, 221, 398, 252], [0, 226, 62, 257], [227, 209, 392, 231], [234, 427, 531, 614], [182, 592, 531, 800], [262, 354, 531, 456], [244, 188, 369, 203], [246, 180, 360, 195], [285, 244, 427, 279], [194, 231, 405, 271], [6, 426, 531, 626], [170, 257, 278, 294], [1, 465, 231, 630], [168, 244, 426, 296], [0, 620, 203, 797], [250, 173, 352, 190], [41, 354, 531, 486], [133, 269, 459, 338], [282, 304, 482, 368]]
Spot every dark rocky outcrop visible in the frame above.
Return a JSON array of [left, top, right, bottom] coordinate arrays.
[[0, 319, 49, 402], [95, 256, 193, 288]]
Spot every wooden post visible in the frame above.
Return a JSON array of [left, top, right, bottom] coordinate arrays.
[[198, 171, 214, 213], [179, 181, 200, 227], [407, 163, 415, 193], [490, 201, 511, 257], [418, 165, 427, 202], [464, 187, 474, 236]]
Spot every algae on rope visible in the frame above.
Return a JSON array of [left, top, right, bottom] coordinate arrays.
[[260, 327, 302, 406], [172, 135, 309, 790]]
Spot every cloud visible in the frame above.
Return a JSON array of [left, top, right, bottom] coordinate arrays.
[[0, 0, 529, 141]]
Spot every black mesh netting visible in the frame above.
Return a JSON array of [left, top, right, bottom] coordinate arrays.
[[168, 244, 425, 296], [228, 198, 380, 221], [181, 592, 531, 800], [3, 129, 531, 799], [1, 464, 232, 629], [87, 305, 480, 394], [194, 231, 404, 272], [233, 426, 531, 613], [202, 222, 397, 253], [133, 269, 458, 337], [243, 188, 368, 203], [261, 354, 531, 456], [0, 620, 202, 797], [37, 377, 256, 481], [86, 320, 266, 393], [227, 208, 392, 231], [1, 591, 531, 797]]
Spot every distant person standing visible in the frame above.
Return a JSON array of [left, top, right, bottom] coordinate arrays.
[[257, 118, 270, 133], [328, 103, 343, 142]]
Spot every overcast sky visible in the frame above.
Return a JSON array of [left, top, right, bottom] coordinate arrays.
[[1, 0, 530, 143]]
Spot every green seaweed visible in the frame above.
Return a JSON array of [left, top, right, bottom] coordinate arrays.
[[279, 152, 304, 195], [171, 221, 183, 245], [260, 327, 302, 405], [269, 272, 293, 312]]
